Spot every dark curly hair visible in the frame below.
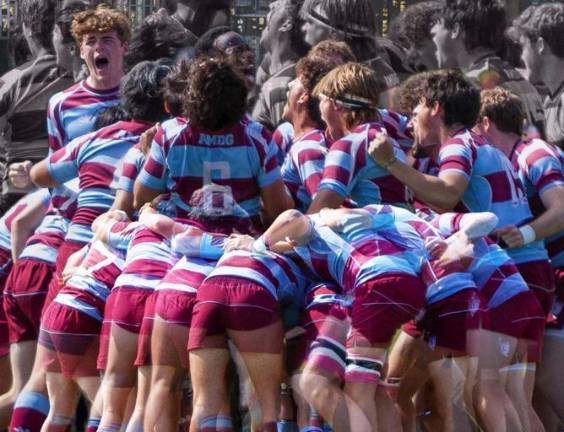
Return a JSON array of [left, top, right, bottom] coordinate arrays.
[[125, 8, 197, 69], [296, 55, 341, 125], [194, 26, 232, 56], [421, 69, 480, 128], [399, 71, 431, 114], [184, 56, 247, 130], [396, 1, 441, 47], [120, 60, 170, 123], [442, 0, 506, 52], [163, 60, 192, 117], [21, 0, 55, 50], [93, 105, 130, 130], [513, 3, 564, 59]]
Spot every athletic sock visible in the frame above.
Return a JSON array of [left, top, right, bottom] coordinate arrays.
[[86, 417, 101, 432], [9, 391, 50, 432]]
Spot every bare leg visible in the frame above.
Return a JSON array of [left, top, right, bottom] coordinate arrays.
[[125, 366, 151, 432], [41, 372, 80, 432], [0, 340, 37, 427], [189, 348, 231, 432], [98, 325, 139, 431]]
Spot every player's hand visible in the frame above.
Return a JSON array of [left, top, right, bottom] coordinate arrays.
[[8, 160, 33, 189], [140, 123, 160, 155], [425, 236, 448, 260], [224, 234, 255, 252], [495, 225, 523, 248], [368, 132, 395, 166]]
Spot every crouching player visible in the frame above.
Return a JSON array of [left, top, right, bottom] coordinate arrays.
[[230, 208, 427, 432], [426, 211, 546, 432], [36, 210, 140, 431]]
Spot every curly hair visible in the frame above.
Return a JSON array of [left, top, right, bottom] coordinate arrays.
[[307, 39, 356, 63], [163, 60, 192, 117], [296, 55, 343, 125], [71, 5, 131, 45], [396, 1, 441, 47], [421, 69, 481, 129], [120, 60, 170, 123], [479, 88, 524, 136], [312, 62, 381, 128], [184, 56, 247, 130], [125, 8, 197, 69], [399, 72, 431, 114], [21, 0, 55, 50], [514, 3, 564, 59], [442, 0, 506, 52]]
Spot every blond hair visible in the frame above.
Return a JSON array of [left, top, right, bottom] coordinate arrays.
[[71, 5, 131, 45], [312, 62, 380, 128]]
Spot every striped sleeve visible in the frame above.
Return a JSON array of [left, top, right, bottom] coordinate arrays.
[[116, 145, 145, 192], [439, 138, 474, 180], [46, 133, 88, 183], [318, 138, 355, 197], [519, 140, 564, 196], [137, 128, 168, 191], [248, 122, 281, 188], [295, 142, 326, 198]]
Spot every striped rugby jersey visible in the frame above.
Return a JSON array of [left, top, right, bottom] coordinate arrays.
[[137, 116, 280, 233], [318, 122, 410, 208], [0, 189, 50, 277], [115, 143, 145, 193], [46, 80, 120, 153], [206, 249, 307, 308], [429, 212, 528, 308], [362, 204, 476, 304], [512, 138, 564, 267], [54, 222, 141, 321], [18, 181, 78, 265], [155, 255, 217, 296], [439, 128, 547, 264], [47, 120, 152, 244], [112, 227, 179, 292], [295, 210, 423, 296], [281, 129, 327, 212], [272, 121, 294, 164]]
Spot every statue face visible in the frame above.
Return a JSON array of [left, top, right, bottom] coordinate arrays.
[[176, 0, 230, 36], [213, 31, 256, 88]]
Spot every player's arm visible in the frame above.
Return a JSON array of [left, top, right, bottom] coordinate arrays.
[[498, 186, 564, 248], [10, 201, 48, 262], [138, 205, 185, 239], [368, 133, 467, 211], [30, 159, 59, 188], [260, 179, 295, 226], [225, 209, 313, 254]]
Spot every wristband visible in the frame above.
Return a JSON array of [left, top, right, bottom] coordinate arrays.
[[381, 154, 398, 170], [519, 224, 536, 245], [251, 236, 268, 254]]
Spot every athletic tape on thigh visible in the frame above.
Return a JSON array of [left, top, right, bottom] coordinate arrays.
[[345, 356, 383, 383]]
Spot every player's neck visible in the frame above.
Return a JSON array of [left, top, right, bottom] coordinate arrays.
[[441, 123, 466, 144], [86, 71, 123, 91], [540, 56, 564, 95], [491, 132, 520, 158], [293, 114, 318, 139]]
